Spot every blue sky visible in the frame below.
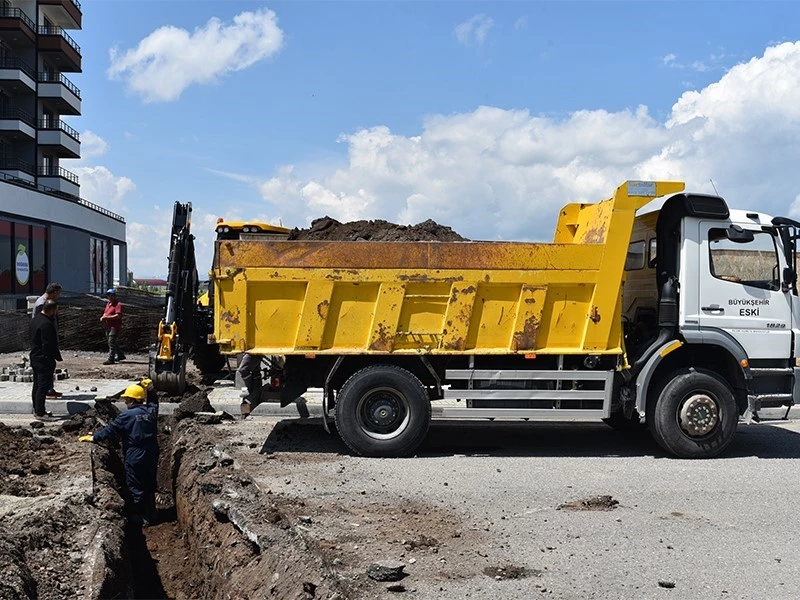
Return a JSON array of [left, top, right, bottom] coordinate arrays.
[[72, 1, 800, 276]]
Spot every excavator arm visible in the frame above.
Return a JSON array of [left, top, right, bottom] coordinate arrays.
[[149, 202, 224, 394]]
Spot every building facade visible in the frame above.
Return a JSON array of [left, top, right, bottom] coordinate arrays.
[[0, 0, 127, 310]]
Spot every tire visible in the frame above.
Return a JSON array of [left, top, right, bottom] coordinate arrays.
[[335, 365, 431, 457], [648, 368, 738, 458]]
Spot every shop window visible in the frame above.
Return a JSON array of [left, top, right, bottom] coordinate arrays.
[[0, 220, 11, 293], [90, 237, 108, 294], [14, 223, 30, 294], [32, 226, 46, 292]]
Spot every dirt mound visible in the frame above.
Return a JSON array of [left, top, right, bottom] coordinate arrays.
[[0, 422, 65, 496], [289, 216, 468, 242], [173, 388, 216, 421]]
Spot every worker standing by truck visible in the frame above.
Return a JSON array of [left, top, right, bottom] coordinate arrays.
[[80, 383, 159, 525], [101, 288, 125, 365]]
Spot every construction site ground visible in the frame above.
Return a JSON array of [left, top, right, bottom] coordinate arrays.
[[1, 350, 800, 599]]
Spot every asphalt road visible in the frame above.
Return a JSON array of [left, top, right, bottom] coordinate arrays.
[[231, 415, 800, 600]]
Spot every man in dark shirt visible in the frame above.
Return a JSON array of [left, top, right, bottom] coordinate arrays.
[[80, 382, 159, 525], [29, 299, 62, 420], [32, 282, 63, 399]]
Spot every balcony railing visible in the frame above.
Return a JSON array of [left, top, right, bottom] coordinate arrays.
[[0, 57, 36, 80], [0, 7, 35, 31], [38, 72, 81, 99], [38, 165, 79, 185], [0, 158, 35, 175], [38, 118, 80, 141], [0, 108, 36, 127], [38, 26, 81, 54], [0, 170, 124, 223]]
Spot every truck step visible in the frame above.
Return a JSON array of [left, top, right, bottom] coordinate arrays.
[[437, 407, 606, 420], [749, 368, 794, 377]]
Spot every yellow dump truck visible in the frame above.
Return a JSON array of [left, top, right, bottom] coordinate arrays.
[[204, 180, 800, 458]]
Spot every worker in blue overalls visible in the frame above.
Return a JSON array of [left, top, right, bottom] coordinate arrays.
[[81, 380, 159, 525]]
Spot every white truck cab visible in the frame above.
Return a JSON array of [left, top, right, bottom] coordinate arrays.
[[622, 192, 799, 457]]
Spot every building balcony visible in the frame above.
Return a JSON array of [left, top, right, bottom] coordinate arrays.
[[37, 26, 81, 73], [0, 7, 36, 44], [0, 157, 35, 183], [38, 119, 80, 158], [37, 164, 79, 196], [38, 0, 82, 30], [38, 72, 81, 115], [0, 109, 36, 139], [0, 57, 36, 92]]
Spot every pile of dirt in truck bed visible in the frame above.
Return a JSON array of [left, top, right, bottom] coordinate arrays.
[[289, 216, 468, 242]]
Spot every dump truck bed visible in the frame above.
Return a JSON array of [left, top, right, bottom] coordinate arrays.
[[212, 181, 684, 357]]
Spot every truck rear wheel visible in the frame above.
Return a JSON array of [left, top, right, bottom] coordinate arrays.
[[335, 365, 431, 457], [648, 368, 738, 458]]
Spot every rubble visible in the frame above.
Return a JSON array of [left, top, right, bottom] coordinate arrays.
[[0, 358, 69, 382]]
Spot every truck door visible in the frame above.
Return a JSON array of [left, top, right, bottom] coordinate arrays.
[[696, 222, 792, 359]]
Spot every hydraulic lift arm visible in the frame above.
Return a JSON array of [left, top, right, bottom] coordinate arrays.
[[149, 202, 201, 394]]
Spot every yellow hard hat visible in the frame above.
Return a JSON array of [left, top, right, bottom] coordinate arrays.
[[121, 384, 146, 402], [140, 378, 153, 390]]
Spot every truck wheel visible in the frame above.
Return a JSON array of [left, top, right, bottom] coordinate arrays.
[[335, 365, 431, 457], [648, 368, 738, 458]]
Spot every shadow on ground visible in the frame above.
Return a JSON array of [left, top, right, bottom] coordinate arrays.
[[260, 418, 800, 460]]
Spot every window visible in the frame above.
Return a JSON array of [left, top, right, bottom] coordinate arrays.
[[0, 220, 11, 293], [14, 222, 30, 294], [32, 226, 46, 291], [709, 228, 779, 290], [90, 237, 108, 294], [625, 240, 646, 270]]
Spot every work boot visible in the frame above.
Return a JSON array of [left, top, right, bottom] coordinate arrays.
[[103, 359, 115, 365], [116, 354, 126, 361]]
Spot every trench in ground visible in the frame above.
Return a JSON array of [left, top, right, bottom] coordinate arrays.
[[98, 415, 350, 600]]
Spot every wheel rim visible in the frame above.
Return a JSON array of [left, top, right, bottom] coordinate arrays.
[[677, 393, 720, 437], [356, 386, 410, 440]]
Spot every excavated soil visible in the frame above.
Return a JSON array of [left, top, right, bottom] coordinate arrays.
[[289, 216, 468, 242], [0, 421, 130, 600]]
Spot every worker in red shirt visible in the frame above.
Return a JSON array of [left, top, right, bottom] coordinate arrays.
[[101, 288, 126, 365]]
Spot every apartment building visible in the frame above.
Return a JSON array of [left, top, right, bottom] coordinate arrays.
[[0, 0, 127, 310]]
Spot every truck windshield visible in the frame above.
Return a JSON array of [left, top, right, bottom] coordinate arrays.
[[708, 228, 779, 291]]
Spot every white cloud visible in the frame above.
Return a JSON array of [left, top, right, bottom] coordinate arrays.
[[454, 14, 494, 46], [237, 41, 800, 244], [80, 130, 109, 159], [514, 16, 528, 31], [73, 166, 136, 210], [660, 49, 731, 72], [108, 8, 284, 103]]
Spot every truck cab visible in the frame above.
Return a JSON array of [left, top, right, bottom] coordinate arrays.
[[623, 193, 800, 451]]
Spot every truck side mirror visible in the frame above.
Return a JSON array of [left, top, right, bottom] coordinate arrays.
[[726, 224, 755, 243]]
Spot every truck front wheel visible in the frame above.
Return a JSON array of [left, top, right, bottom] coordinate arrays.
[[335, 365, 431, 457], [648, 368, 738, 458]]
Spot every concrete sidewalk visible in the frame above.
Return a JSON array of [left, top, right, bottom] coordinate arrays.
[[0, 378, 324, 420]]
